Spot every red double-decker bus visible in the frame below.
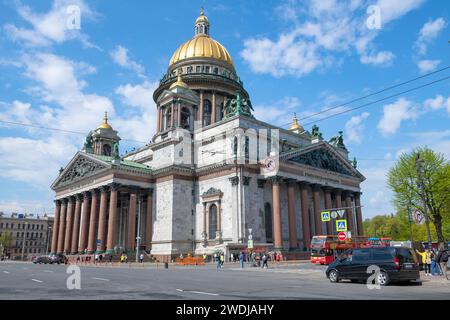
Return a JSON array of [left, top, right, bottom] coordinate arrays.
[[310, 235, 369, 265]]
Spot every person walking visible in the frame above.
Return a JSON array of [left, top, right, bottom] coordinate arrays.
[[416, 249, 433, 276], [139, 253, 144, 263], [108, 254, 113, 265], [261, 253, 268, 269], [239, 251, 244, 269], [216, 254, 222, 269], [220, 253, 225, 268], [120, 253, 125, 264], [436, 245, 449, 280]]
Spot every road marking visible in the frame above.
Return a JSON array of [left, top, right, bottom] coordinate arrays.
[[2, 271, 10, 274], [176, 289, 219, 296], [31, 279, 43, 283], [43, 270, 54, 273], [92, 277, 110, 281]]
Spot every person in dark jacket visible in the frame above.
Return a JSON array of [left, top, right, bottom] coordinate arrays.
[[436, 245, 449, 280]]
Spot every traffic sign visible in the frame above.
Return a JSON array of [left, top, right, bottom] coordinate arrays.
[[247, 240, 254, 249], [331, 211, 338, 219], [338, 232, 347, 241], [413, 210, 424, 225], [336, 219, 347, 232], [321, 211, 331, 222], [336, 209, 345, 218], [346, 231, 352, 239]]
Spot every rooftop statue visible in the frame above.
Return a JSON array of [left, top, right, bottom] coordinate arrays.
[[83, 132, 93, 153], [311, 125, 323, 140], [223, 91, 254, 119], [329, 131, 346, 149]]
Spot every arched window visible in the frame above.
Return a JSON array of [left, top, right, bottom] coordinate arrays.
[[164, 107, 172, 130], [203, 99, 212, 126], [264, 203, 273, 243], [208, 204, 217, 240], [103, 144, 111, 156], [181, 107, 191, 129]]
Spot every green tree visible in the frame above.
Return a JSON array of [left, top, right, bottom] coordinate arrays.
[[387, 147, 450, 243], [0, 231, 13, 256]]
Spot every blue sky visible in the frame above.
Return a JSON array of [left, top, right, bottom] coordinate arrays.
[[0, 0, 449, 219]]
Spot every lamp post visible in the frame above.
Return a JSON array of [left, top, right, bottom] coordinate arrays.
[[46, 226, 52, 255], [135, 196, 142, 263], [415, 152, 432, 249]]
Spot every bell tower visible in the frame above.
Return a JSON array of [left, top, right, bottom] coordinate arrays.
[[84, 112, 121, 156]]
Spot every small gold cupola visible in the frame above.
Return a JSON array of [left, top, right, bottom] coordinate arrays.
[[97, 111, 113, 130], [288, 113, 304, 134]]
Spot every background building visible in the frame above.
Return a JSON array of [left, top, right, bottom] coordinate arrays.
[[0, 212, 54, 259]]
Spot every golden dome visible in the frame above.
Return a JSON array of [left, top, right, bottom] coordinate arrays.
[[289, 113, 304, 132], [169, 35, 234, 68], [169, 75, 189, 89], [97, 111, 112, 130]]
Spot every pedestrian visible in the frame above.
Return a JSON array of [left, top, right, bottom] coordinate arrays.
[[261, 253, 268, 269], [435, 245, 449, 280], [416, 249, 432, 276], [220, 253, 225, 268], [120, 254, 125, 263], [94, 254, 99, 264], [216, 254, 222, 269], [239, 251, 244, 269], [124, 254, 128, 263], [230, 253, 234, 263], [99, 254, 103, 263], [108, 254, 113, 265]]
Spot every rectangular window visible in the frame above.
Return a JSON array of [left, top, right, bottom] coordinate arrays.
[[196, 66, 201, 73], [205, 66, 210, 73], [353, 249, 372, 262]]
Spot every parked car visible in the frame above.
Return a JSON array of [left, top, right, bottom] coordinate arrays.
[[49, 254, 68, 264], [32, 256, 51, 264], [326, 247, 420, 286]]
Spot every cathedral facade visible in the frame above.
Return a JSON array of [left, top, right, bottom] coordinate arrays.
[[50, 10, 365, 260]]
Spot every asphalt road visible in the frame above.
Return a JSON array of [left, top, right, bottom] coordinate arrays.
[[0, 261, 449, 300]]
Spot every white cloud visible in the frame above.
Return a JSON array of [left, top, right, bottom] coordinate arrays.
[[375, 0, 425, 24], [414, 17, 446, 55], [360, 51, 395, 66], [377, 98, 417, 136], [241, 0, 424, 77], [423, 94, 450, 114], [253, 96, 301, 124], [345, 112, 370, 144], [114, 81, 159, 142], [417, 59, 441, 73], [110, 45, 145, 77], [3, 0, 98, 49]]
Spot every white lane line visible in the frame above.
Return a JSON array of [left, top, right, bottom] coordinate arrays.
[[43, 270, 54, 273], [176, 289, 219, 296], [31, 279, 43, 283], [2, 271, 10, 274], [91, 277, 110, 281]]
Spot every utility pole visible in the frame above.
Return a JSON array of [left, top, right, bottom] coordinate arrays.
[[407, 203, 413, 242], [135, 196, 142, 263], [46, 226, 52, 254], [415, 152, 432, 249]]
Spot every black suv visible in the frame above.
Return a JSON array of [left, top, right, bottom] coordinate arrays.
[[326, 247, 420, 286]]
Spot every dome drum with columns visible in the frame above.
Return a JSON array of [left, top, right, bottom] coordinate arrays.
[[50, 9, 365, 262]]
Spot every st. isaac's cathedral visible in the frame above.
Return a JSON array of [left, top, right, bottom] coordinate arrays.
[[50, 10, 365, 260]]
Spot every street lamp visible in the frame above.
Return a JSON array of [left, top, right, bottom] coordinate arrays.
[[46, 226, 52, 255], [135, 196, 142, 263]]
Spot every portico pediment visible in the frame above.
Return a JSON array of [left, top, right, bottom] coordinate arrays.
[[51, 152, 111, 190], [281, 142, 365, 180]]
